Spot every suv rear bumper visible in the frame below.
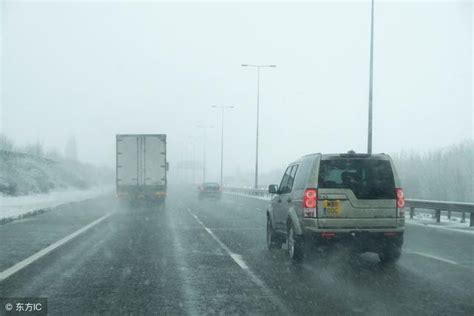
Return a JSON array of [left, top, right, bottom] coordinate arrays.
[[303, 228, 404, 252], [304, 227, 405, 233]]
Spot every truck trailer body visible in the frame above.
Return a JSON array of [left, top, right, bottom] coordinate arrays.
[[116, 134, 168, 202]]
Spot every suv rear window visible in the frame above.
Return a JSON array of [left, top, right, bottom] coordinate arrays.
[[318, 159, 395, 199], [203, 183, 220, 190]]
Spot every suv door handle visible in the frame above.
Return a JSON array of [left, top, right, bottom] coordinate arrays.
[[287, 198, 292, 203]]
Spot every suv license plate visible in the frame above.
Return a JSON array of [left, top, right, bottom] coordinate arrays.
[[323, 200, 341, 216]]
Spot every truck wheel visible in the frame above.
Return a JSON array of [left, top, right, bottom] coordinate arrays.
[[378, 245, 402, 264], [266, 217, 282, 250], [287, 222, 304, 261]]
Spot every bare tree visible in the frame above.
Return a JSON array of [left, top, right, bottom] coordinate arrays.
[[393, 140, 473, 202], [0, 134, 15, 151], [65, 136, 78, 161]]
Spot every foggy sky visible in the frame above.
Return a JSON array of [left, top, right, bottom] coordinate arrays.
[[1, 1, 472, 182]]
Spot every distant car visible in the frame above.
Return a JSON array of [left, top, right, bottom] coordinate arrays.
[[198, 182, 222, 200], [266, 151, 405, 263]]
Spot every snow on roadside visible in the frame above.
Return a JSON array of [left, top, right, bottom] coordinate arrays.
[[0, 186, 114, 220], [406, 212, 474, 235], [223, 191, 271, 201]]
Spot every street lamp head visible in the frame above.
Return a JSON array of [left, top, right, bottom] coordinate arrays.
[[242, 64, 275, 68], [212, 105, 235, 109]]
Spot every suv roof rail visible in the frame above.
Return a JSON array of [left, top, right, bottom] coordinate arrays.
[[339, 151, 371, 158], [301, 153, 321, 158]]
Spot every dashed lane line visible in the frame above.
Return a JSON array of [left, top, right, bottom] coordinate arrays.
[[186, 208, 291, 315]]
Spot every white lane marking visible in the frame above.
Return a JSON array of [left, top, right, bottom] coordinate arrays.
[[230, 253, 250, 270], [186, 208, 290, 315], [0, 212, 113, 282], [189, 212, 234, 254], [405, 250, 459, 265]]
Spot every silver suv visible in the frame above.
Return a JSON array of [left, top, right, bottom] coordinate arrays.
[[266, 152, 405, 263]]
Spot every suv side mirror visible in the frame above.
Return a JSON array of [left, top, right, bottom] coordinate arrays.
[[268, 184, 278, 194]]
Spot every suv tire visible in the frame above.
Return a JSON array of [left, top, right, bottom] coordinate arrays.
[[266, 217, 283, 250], [287, 222, 304, 261], [378, 245, 402, 264]]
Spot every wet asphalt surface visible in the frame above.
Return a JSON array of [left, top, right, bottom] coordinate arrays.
[[0, 188, 473, 315]]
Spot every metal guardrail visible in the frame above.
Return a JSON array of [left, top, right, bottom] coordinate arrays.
[[224, 187, 270, 198], [223, 187, 474, 227], [406, 199, 474, 227]]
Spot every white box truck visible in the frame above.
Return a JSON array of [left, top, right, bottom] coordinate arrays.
[[116, 134, 168, 202]]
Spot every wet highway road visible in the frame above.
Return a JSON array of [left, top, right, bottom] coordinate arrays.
[[1, 189, 473, 315]]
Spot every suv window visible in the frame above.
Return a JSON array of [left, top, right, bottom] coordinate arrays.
[[279, 165, 298, 194], [279, 166, 293, 194], [287, 165, 298, 192], [318, 159, 395, 199], [203, 183, 220, 191], [293, 159, 312, 190]]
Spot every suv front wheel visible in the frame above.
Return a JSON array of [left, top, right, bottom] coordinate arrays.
[[287, 223, 304, 261]]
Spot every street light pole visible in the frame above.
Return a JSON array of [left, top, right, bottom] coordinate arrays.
[[192, 142, 195, 184], [255, 68, 260, 190], [212, 105, 234, 186], [241, 64, 276, 189], [367, 0, 375, 154], [197, 125, 213, 183], [188, 136, 196, 184]]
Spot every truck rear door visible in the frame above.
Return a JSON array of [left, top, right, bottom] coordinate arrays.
[[143, 135, 166, 186], [116, 135, 139, 186]]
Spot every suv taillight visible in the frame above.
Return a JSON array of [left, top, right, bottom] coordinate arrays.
[[303, 188, 318, 217], [395, 188, 405, 217]]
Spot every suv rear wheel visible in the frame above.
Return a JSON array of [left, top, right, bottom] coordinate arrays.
[[287, 223, 304, 261], [378, 244, 402, 264], [266, 217, 282, 250]]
